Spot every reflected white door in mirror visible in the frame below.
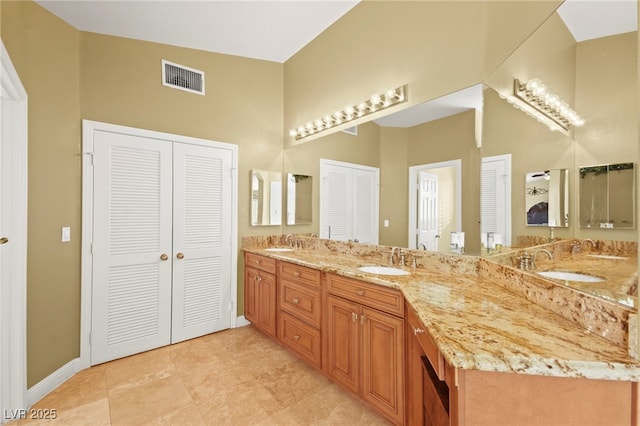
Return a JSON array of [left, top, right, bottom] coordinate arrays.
[[481, 154, 512, 248], [320, 159, 379, 244], [408, 160, 462, 251]]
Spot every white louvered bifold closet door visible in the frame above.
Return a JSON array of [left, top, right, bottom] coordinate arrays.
[[352, 168, 379, 244], [481, 155, 510, 244], [322, 163, 352, 241], [91, 131, 174, 365], [171, 143, 232, 343], [320, 160, 379, 244]]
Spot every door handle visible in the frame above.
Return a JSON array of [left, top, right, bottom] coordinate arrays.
[[160, 253, 169, 261], [0, 237, 8, 245], [176, 252, 185, 259]]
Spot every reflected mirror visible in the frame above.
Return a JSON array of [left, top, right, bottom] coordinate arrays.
[[250, 169, 282, 226], [525, 169, 569, 227], [287, 173, 313, 225], [579, 163, 635, 229]]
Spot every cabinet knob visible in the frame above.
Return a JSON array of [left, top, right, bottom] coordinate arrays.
[[176, 252, 185, 259], [293, 335, 300, 340], [356, 290, 365, 296], [413, 327, 425, 335], [160, 253, 169, 261], [352, 312, 358, 322], [292, 298, 300, 304], [293, 271, 301, 277], [0, 237, 8, 245]]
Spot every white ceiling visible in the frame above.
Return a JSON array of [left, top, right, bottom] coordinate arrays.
[[35, 0, 360, 63], [35, 0, 637, 127]]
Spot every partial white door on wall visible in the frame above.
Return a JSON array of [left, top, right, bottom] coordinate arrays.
[[418, 172, 439, 251], [481, 154, 512, 246], [85, 121, 237, 366], [320, 159, 379, 244]]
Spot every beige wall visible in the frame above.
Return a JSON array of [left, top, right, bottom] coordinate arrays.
[[2, 1, 81, 387], [3, 0, 284, 387]]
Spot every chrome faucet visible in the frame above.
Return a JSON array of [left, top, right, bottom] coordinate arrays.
[[285, 234, 294, 248], [570, 240, 582, 254], [582, 238, 596, 250], [532, 249, 553, 269]]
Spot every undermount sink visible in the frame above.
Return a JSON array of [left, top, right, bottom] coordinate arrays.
[[264, 247, 293, 252], [358, 266, 410, 276], [587, 254, 629, 260], [537, 271, 605, 282]]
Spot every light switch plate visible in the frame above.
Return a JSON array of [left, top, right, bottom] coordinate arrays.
[[61, 226, 71, 242], [383, 219, 390, 228]]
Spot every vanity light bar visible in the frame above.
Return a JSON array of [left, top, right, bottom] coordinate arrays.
[[289, 85, 408, 140], [509, 78, 584, 133]]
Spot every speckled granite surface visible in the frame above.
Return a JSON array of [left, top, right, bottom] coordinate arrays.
[[243, 235, 640, 382]]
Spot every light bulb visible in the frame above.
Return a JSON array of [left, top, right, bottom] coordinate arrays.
[[370, 94, 381, 105], [289, 129, 297, 137], [345, 106, 355, 116]]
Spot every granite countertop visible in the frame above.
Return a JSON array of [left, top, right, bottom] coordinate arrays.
[[243, 246, 640, 382]]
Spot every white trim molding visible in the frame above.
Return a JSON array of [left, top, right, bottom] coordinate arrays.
[[0, 38, 28, 423], [235, 316, 250, 328], [26, 359, 80, 408]]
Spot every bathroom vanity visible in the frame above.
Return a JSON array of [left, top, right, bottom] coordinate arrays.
[[243, 236, 640, 425]]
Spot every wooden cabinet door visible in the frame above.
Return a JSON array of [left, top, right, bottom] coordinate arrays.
[[361, 306, 404, 425], [256, 270, 277, 338], [244, 266, 259, 325], [326, 295, 360, 394]]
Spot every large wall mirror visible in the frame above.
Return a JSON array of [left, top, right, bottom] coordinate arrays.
[[482, 1, 637, 307]]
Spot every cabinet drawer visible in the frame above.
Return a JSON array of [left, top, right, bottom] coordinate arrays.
[[407, 305, 445, 381], [326, 273, 404, 317], [279, 311, 322, 369], [245, 252, 276, 274], [278, 262, 321, 289], [279, 278, 322, 328]]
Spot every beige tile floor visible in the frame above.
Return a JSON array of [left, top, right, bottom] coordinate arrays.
[[14, 325, 390, 425]]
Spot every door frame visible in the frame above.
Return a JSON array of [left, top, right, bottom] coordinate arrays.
[[0, 39, 28, 421], [408, 159, 462, 250], [80, 120, 238, 369]]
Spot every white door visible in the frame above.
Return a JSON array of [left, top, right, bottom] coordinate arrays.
[[320, 159, 379, 244], [171, 143, 232, 343], [418, 172, 439, 251], [0, 39, 28, 421], [91, 131, 174, 365], [481, 154, 512, 246]]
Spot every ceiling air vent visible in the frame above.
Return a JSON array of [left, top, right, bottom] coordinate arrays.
[[162, 60, 205, 95], [342, 126, 358, 136]]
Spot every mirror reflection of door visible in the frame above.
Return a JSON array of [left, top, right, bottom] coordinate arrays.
[[418, 172, 439, 251], [408, 160, 461, 251], [481, 154, 512, 246]]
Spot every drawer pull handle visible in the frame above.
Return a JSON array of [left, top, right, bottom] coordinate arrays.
[[292, 298, 300, 304], [414, 327, 425, 335], [293, 272, 301, 277], [360, 313, 366, 325], [352, 312, 358, 322], [356, 290, 365, 296], [255, 260, 260, 265], [293, 335, 300, 340]]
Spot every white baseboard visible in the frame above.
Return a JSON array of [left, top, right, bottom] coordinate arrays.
[[235, 315, 250, 327], [27, 358, 81, 407]]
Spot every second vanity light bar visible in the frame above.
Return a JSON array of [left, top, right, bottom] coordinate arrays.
[[289, 85, 408, 140], [510, 78, 584, 133]]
